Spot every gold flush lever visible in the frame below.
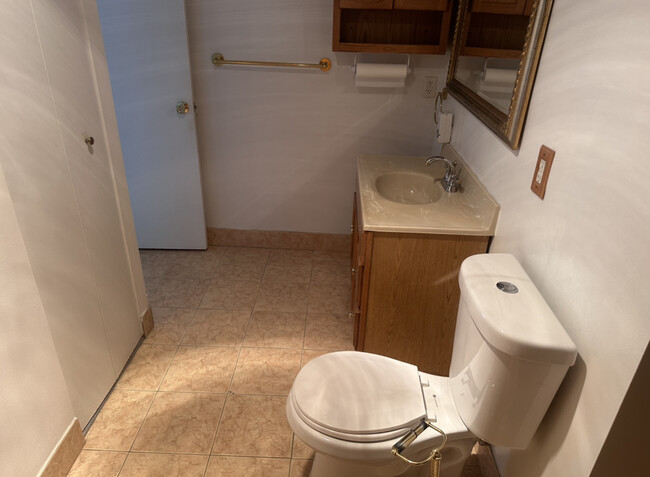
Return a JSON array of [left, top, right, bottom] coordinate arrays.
[[176, 101, 190, 115]]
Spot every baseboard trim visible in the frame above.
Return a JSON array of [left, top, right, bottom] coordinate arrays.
[[207, 227, 351, 252], [141, 305, 154, 337], [475, 442, 501, 477], [39, 418, 85, 477]]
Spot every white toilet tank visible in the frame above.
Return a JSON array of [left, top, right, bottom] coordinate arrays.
[[449, 254, 577, 449]]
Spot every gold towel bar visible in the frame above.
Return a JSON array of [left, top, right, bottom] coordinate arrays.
[[211, 53, 331, 72]]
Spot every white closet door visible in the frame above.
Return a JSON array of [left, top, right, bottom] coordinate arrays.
[[98, 0, 207, 250], [29, 0, 143, 425]]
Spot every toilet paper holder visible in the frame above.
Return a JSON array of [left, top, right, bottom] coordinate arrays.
[[352, 53, 411, 88], [352, 53, 410, 74]]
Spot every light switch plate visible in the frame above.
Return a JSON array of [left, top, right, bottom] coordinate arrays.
[[531, 145, 555, 199]]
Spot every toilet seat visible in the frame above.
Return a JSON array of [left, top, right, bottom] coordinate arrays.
[[291, 351, 427, 442]]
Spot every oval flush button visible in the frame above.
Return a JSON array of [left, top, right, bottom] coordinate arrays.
[[496, 281, 519, 294]]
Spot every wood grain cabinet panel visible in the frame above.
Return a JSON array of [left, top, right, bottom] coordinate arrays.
[[394, 0, 449, 10], [333, 0, 453, 54], [350, 195, 489, 375], [341, 0, 393, 9], [472, 0, 533, 15]]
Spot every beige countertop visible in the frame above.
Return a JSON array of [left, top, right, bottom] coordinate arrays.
[[357, 145, 499, 236]]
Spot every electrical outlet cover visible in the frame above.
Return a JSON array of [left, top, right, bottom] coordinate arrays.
[[423, 76, 437, 98], [531, 145, 555, 199]]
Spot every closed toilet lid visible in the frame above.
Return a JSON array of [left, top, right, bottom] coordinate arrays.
[[291, 351, 426, 442]]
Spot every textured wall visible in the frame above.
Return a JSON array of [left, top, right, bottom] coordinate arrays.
[[187, 0, 448, 234], [447, 1, 650, 475]]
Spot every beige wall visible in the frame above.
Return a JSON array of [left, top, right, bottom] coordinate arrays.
[[447, 0, 650, 475], [0, 0, 149, 473], [0, 162, 75, 477], [187, 0, 449, 234]]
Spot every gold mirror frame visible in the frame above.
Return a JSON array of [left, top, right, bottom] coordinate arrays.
[[446, 0, 554, 149]]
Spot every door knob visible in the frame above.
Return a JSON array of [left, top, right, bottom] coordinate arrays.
[[176, 101, 190, 114]]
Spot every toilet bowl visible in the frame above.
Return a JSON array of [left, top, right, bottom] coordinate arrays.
[[286, 254, 578, 477], [286, 351, 475, 477]]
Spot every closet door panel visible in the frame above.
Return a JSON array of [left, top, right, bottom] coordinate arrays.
[[1, 0, 117, 427], [32, 0, 143, 379]]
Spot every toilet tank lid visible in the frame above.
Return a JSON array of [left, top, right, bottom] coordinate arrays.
[[459, 254, 577, 366]]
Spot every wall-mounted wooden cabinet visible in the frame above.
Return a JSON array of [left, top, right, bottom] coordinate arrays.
[[459, 0, 534, 59], [333, 0, 453, 54], [471, 0, 534, 15], [350, 193, 489, 375]]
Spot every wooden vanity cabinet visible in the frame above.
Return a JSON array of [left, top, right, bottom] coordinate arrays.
[[350, 193, 489, 375], [333, 0, 453, 54]]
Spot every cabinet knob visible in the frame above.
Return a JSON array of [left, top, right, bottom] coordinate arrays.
[[348, 312, 354, 319], [84, 134, 94, 146], [351, 267, 358, 274]]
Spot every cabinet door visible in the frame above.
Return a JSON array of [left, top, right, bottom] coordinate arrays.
[[394, 0, 448, 10], [472, 0, 528, 15], [363, 233, 488, 375], [340, 0, 393, 9]]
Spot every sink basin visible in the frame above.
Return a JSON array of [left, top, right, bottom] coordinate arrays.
[[375, 172, 441, 204]]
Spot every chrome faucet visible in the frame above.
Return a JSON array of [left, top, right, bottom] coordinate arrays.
[[425, 155, 462, 192]]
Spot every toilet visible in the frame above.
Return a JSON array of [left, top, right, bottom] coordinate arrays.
[[286, 253, 577, 477]]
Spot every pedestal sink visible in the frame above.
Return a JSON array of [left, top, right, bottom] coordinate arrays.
[[375, 172, 441, 205]]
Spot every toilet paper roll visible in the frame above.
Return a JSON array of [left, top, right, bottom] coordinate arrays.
[[355, 63, 409, 88], [481, 67, 518, 85], [436, 112, 453, 144]]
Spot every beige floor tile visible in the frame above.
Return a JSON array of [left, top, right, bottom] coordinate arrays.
[[312, 250, 349, 262], [217, 247, 269, 281], [165, 248, 225, 279], [292, 435, 315, 459], [243, 311, 307, 348], [182, 309, 251, 346], [145, 276, 211, 308], [139, 251, 177, 278], [263, 251, 313, 284], [215, 258, 267, 281], [213, 394, 292, 457], [132, 392, 226, 454], [461, 465, 484, 477], [304, 314, 355, 351], [84, 390, 155, 451], [301, 349, 332, 367], [308, 283, 351, 314], [199, 277, 260, 310], [161, 346, 239, 393], [290, 458, 313, 477], [119, 452, 209, 477], [205, 456, 290, 477], [115, 344, 177, 391], [145, 307, 195, 345], [230, 348, 301, 395], [67, 450, 126, 477], [223, 247, 271, 261], [269, 249, 314, 261], [255, 282, 310, 312], [311, 259, 351, 285]]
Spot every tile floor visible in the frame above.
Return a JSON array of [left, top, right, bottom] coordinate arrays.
[[67, 246, 486, 477], [67, 246, 354, 477]]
